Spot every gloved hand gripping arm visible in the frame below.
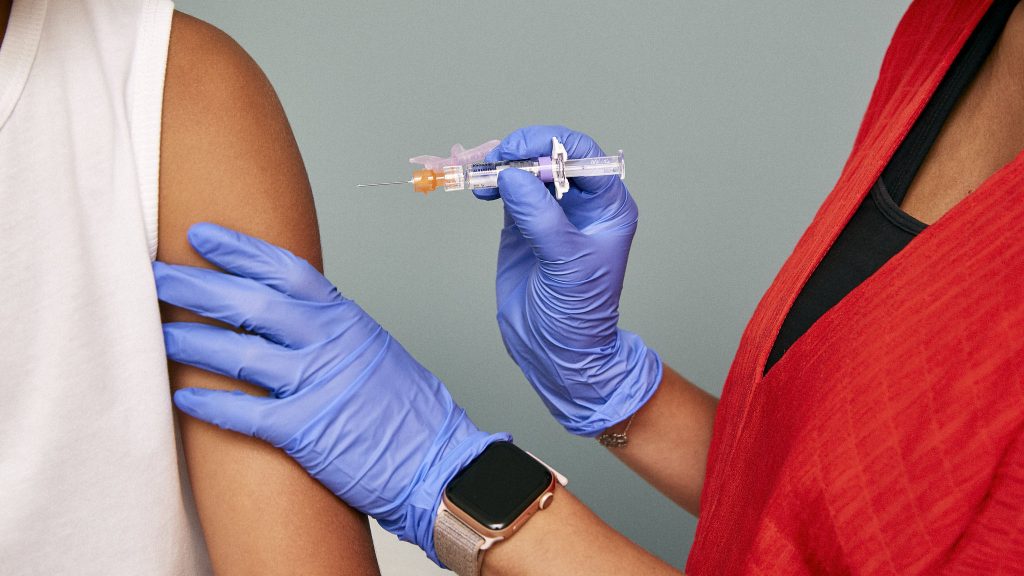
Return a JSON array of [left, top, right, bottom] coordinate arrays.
[[154, 223, 509, 564]]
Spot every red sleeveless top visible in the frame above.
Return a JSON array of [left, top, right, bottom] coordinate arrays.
[[686, 1, 1024, 574]]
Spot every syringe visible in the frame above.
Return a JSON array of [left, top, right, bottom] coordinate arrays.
[[357, 137, 625, 200]]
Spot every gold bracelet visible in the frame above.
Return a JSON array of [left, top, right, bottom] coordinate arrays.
[[597, 413, 635, 448]]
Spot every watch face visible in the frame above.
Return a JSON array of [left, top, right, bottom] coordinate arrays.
[[445, 442, 553, 531]]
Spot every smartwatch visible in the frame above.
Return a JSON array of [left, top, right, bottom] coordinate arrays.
[[434, 441, 568, 576]]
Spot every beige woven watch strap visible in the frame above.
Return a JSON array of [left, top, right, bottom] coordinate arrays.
[[434, 509, 486, 576]]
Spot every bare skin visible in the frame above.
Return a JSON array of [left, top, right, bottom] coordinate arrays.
[[485, 488, 682, 576], [602, 366, 718, 515], [902, 3, 1024, 223], [159, 12, 380, 575]]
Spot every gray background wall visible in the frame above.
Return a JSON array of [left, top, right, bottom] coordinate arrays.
[[173, 1, 912, 572]]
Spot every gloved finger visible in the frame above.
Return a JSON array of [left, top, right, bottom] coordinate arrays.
[[497, 168, 578, 263], [187, 223, 340, 304], [496, 220, 536, 304], [503, 203, 514, 227], [163, 322, 304, 397], [487, 126, 621, 198], [473, 187, 500, 201], [154, 261, 341, 348], [173, 387, 274, 440]]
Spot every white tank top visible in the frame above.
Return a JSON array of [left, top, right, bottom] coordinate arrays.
[[0, 0, 211, 573]]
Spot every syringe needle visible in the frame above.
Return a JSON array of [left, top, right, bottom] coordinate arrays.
[[355, 180, 413, 188]]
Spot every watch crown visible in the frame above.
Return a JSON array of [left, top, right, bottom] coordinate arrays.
[[539, 492, 554, 510]]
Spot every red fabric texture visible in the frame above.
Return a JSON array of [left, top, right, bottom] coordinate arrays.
[[686, 1, 1024, 574]]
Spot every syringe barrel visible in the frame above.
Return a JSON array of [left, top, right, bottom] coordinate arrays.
[[449, 159, 545, 191], [561, 151, 625, 179], [439, 151, 625, 193]]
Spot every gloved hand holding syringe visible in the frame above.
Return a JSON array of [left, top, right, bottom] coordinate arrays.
[[356, 136, 624, 200]]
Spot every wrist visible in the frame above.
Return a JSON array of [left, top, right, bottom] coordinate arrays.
[[483, 487, 681, 576], [561, 330, 663, 437], [378, 404, 511, 565], [433, 442, 568, 575]]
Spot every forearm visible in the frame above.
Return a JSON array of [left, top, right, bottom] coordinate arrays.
[[483, 488, 682, 576], [603, 364, 717, 515]]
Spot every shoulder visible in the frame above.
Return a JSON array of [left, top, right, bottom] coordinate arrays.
[[165, 11, 270, 99], [158, 10, 320, 268], [163, 11, 288, 157], [852, 1, 990, 149]]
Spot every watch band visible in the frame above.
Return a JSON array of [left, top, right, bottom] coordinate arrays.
[[435, 508, 486, 576]]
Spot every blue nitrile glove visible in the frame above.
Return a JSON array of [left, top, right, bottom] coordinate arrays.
[[154, 223, 509, 565], [477, 126, 662, 437]]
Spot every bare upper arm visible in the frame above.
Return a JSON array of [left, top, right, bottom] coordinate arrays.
[[158, 11, 379, 575]]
